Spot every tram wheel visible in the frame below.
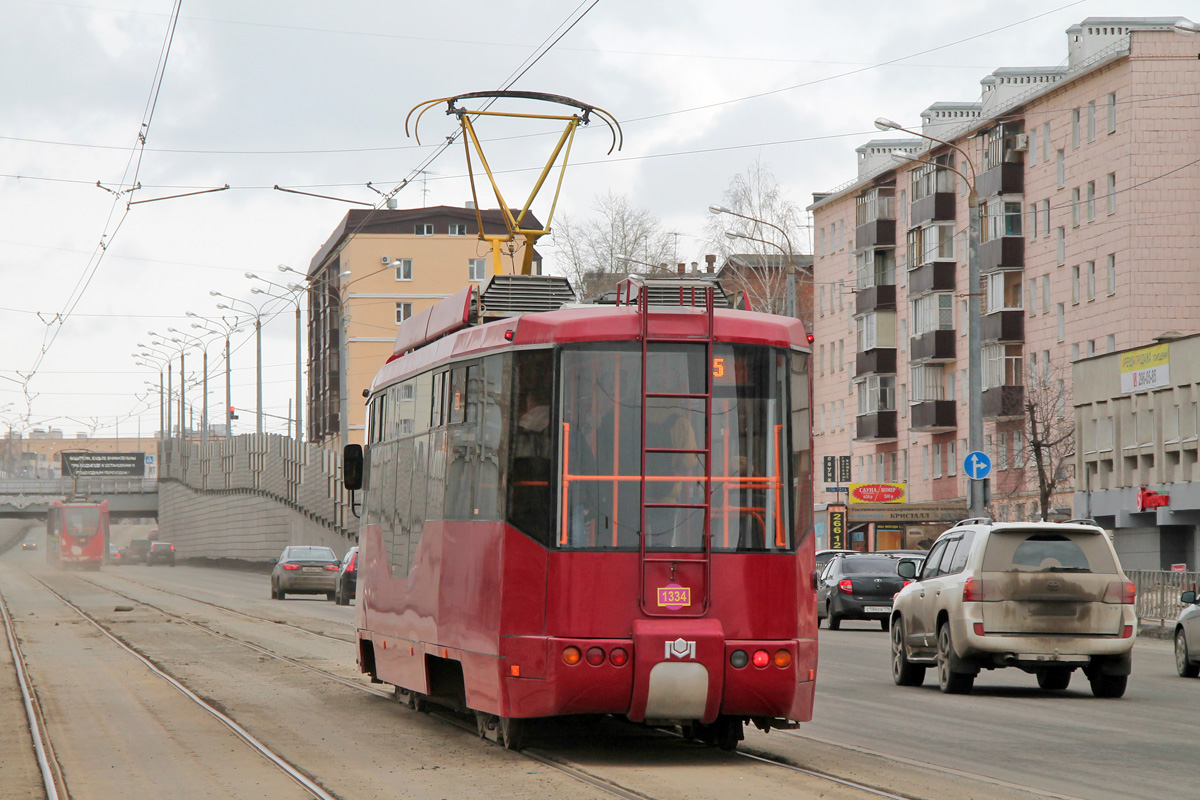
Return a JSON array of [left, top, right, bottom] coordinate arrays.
[[714, 716, 743, 752], [500, 717, 525, 751], [475, 710, 497, 740]]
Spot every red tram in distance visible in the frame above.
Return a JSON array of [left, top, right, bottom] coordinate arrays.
[[348, 275, 814, 750], [46, 500, 109, 570]]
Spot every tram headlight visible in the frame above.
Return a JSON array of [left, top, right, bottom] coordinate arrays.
[[729, 650, 749, 669], [561, 646, 582, 666]]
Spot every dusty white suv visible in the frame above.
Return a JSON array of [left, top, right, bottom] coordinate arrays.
[[890, 518, 1136, 697]]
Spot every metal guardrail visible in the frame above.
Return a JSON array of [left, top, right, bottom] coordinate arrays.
[[1129, 569, 1200, 625], [0, 478, 158, 495]]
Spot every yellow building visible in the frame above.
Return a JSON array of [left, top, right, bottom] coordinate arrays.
[[306, 205, 542, 448]]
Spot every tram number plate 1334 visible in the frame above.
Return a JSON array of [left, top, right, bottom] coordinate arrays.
[[657, 585, 692, 610]]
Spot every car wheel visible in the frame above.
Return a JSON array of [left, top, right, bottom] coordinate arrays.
[[270, 581, 279, 600], [825, 603, 841, 630], [1176, 629, 1200, 678], [879, 619, 889, 631], [1088, 672, 1127, 698], [936, 623, 974, 694], [890, 617, 926, 687], [1036, 667, 1072, 691], [326, 591, 336, 602]]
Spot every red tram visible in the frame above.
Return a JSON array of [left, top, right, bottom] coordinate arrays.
[[46, 500, 109, 570], [349, 275, 814, 750]]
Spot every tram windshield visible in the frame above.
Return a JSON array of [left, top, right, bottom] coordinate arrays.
[[63, 506, 101, 539], [558, 343, 800, 552]]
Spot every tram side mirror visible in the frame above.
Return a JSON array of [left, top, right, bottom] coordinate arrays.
[[812, 570, 820, 590], [897, 560, 918, 580], [1182, 590, 1197, 605], [343, 444, 364, 491]]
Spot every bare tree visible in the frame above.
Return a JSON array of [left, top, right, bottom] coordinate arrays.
[[549, 191, 674, 300], [705, 160, 809, 319], [1020, 356, 1075, 520]]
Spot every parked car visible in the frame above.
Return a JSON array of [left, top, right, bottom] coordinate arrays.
[[146, 542, 176, 566], [890, 519, 1136, 697], [20, 538, 37, 551], [817, 553, 909, 630], [125, 538, 152, 564], [816, 548, 857, 574], [1175, 589, 1200, 678], [270, 546, 340, 600], [108, 543, 123, 564], [335, 546, 358, 605]]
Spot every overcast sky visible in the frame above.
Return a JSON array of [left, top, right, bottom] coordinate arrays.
[[0, 0, 1186, 439]]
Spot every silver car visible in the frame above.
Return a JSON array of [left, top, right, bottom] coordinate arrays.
[[1176, 589, 1200, 678], [270, 545, 340, 600]]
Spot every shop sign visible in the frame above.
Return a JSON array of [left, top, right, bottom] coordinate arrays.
[[1135, 487, 1169, 512], [1120, 343, 1170, 393], [848, 482, 906, 504], [828, 505, 847, 550], [849, 501, 967, 523]]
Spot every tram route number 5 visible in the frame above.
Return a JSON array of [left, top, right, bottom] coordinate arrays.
[[712, 357, 725, 378]]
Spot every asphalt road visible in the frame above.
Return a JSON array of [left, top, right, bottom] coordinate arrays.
[[1, 548, 1192, 799]]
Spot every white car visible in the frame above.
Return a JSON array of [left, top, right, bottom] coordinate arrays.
[[890, 518, 1136, 697]]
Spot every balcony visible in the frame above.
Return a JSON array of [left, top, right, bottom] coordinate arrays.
[[981, 310, 1024, 344], [977, 162, 1024, 198], [982, 385, 1025, 419], [911, 400, 957, 431], [910, 193, 956, 226], [978, 236, 1024, 271], [910, 330, 956, 362], [909, 261, 956, 296], [855, 284, 896, 315], [855, 411, 898, 441], [855, 348, 897, 377], [855, 219, 896, 250]]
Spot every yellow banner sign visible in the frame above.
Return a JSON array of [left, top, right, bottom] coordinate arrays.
[[1120, 343, 1169, 393]]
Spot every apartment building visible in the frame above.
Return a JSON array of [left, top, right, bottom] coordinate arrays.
[[306, 205, 542, 448], [1074, 334, 1200, 570], [808, 17, 1200, 551]]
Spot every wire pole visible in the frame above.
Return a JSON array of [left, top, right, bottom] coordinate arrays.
[[256, 316, 263, 435], [225, 336, 232, 438]]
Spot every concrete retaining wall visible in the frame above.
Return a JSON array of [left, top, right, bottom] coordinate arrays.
[[157, 433, 357, 564]]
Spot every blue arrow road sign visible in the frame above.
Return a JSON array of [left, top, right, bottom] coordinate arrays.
[[964, 451, 991, 481]]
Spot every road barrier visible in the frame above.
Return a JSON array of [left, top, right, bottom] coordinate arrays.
[[1128, 569, 1200, 626]]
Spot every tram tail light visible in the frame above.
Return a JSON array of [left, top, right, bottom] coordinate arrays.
[[773, 649, 791, 668], [730, 650, 749, 669], [837, 579, 854, 595], [561, 646, 582, 665], [585, 647, 606, 666], [609, 647, 629, 667], [752, 649, 770, 668]]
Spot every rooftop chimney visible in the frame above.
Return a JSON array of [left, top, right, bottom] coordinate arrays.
[[465, 200, 475, 210], [705, 254, 716, 273], [691, 261, 699, 274], [677, 262, 685, 275]]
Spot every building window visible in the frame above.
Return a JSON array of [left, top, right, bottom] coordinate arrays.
[[818, 229, 825, 257], [1028, 202, 1038, 239], [1027, 278, 1037, 317], [1071, 108, 1080, 148], [1041, 275, 1050, 314], [1042, 122, 1051, 162], [818, 286, 826, 316], [1087, 339, 1095, 357], [1056, 150, 1065, 188], [1071, 266, 1080, 304], [394, 258, 413, 281], [1056, 228, 1065, 266], [933, 443, 943, 479], [1086, 260, 1095, 301], [983, 344, 1022, 390], [923, 445, 930, 480], [819, 344, 825, 376], [910, 293, 954, 335], [1107, 334, 1116, 353], [856, 313, 879, 351], [911, 364, 946, 402], [856, 374, 896, 415], [837, 339, 844, 371], [986, 270, 1023, 312], [948, 441, 957, 476], [1071, 188, 1081, 227], [468, 258, 487, 281], [415, 224, 434, 236], [997, 433, 1008, 471], [899, 384, 907, 417], [1087, 101, 1096, 142], [1106, 172, 1116, 215], [1107, 92, 1117, 133], [448, 224, 467, 236], [1071, 342, 1080, 361], [1042, 199, 1050, 235], [1107, 253, 1116, 295], [1056, 303, 1065, 341], [1028, 129, 1038, 166], [395, 302, 413, 323], [837, 280, 845, 311], [1086, 181, 1095, 222]]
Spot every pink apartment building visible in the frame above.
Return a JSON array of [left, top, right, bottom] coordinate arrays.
[[807, 17, 1200, 552]]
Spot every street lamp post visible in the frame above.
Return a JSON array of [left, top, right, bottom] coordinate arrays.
[[168, 327, 216, 444], [879, 116, 985, 517], [248, 273, 305, 440], [708, 204, 801, 320], [211, 292, 270, 435], [150, 332, 189, 442], [187, 313, 242, 440]]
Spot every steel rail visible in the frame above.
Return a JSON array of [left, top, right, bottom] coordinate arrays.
[[27, 575, 340, 800], [0, 587, 63, 800]]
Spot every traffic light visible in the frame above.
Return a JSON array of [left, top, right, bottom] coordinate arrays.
[[229, 405, 239, 420]]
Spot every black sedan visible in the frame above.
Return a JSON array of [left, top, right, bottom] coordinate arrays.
[[335, 546, 358, 605], [817, 554, 909, 630], [146, 542, 176, 566]]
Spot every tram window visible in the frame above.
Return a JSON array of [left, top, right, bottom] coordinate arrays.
[[444, 363, 478, 521], [378, 442, 398, 569], [392, 437, 413, 576], [507, 349, 555, 546], [475, 355, 507, 521], [426, 429, 447, 528], [408, 435, 429, 568], [646, 343, 706, 395], [709, 345, 793, 552], [790, 350, 812, 547], [559, 344, 642, 550], [413, 374, 432, 437], [448, 367, 468, 426], [431, 371, 447, 428]]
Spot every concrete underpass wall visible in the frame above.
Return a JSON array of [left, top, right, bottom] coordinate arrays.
[[157, 433, 357, 564]]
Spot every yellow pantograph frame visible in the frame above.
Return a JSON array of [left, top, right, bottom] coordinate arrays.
[[406, 91, 622, 275]]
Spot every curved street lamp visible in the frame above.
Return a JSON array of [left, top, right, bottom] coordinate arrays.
[[708, 205, 805, 321]]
